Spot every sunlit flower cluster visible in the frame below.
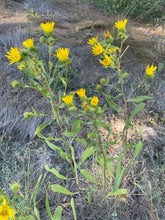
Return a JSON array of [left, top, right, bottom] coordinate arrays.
[[62, 88, 99, 111]]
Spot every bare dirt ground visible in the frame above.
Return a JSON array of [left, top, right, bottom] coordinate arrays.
[[0, 0, 165, 219]]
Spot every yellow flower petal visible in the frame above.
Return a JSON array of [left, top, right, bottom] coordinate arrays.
[[40, 22, 55, 33], [22, 38, 34, 48], [5, 47, 21, 64], [114, 19, 127, 30], [77, 88, 86, 97], [92, 43, 103, 56], [91, 96, 99, 106], [145, 64, 157, 76], [0, 199, 15, 220], [100, 55, 111, 67], [87, 37, 98, 45], [55, 48, 69, 61], [62, 95, 73, 105]]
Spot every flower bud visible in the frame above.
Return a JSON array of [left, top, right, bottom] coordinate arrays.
[[10, 182, 21, 192], [24, 112, 34, 119], [100, 78, 106, 85], [96, 84, 102, 93], [11, 80, 20, 88]]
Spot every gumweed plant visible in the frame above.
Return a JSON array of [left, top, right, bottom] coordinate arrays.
[[6, 19, 157, 218]]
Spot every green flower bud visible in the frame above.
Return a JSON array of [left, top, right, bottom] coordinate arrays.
[[24, 112, 34, 119], [96, 84, 102, 94], [10, 182, 21, 192], [100, 78, 106, 85], [48, 37, 55, 45], [11, 80, 20, 88]]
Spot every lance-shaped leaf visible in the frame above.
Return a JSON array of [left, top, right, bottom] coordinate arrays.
[[53, 206, 63, 220], [63, 119, 84, 137], [49, 184, 77, 195], [45, 165, 71, 180], [80, 169, 101, 185], [105, 95, 119, 112], [77, 147, 95, 168], [127, 96, 152, 103], [133, 141, 143, 160], [104, 189, 127, 200], [15, 216, 36, 220], [71, 198, 77, 220], [129, 103, 145, 119]]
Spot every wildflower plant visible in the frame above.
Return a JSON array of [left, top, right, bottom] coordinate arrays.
[[6, 19, 157, 218]]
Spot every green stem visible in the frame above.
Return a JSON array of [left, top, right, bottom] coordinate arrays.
[[48, 88, 80, 193]]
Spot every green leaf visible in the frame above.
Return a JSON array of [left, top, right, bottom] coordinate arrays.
[[59, 74, 66, 87], [63, 120, 84, 137], [70, 145, 77, 169], [45, 140, 63, 153], [127, 96, 153, 103], [53, 206, 63, 220], [71, 198, 77, 220], [80, 169, 101, 185], [46, 192, 53, 219], [35, 119, 54, 138], [32, 174, 42, 219], [106, 188, 127, 198], [45, 165, 71, 180], [133, 141, 143, 160], [15, 216, 36, 220], [113, 168, 125, 192], [129, 103, 145, 119], [121, 72, 128, 78], [49, 184, 76, 195], [75, 138, 87, 145], [105, 95, 119, 112], [77, 147, 95, 168]]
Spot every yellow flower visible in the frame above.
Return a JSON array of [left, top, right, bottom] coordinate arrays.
[[22, 38, 34, 48], [40, 22, 55, 33], [145, 64, 157, 76], [87, 37, 98, 45], [62, 95, 73, 105], [5, 47, 21, 64], [18, 64, 24, 70], [92, 43, 103, 56], [91, 96, 99, 106], [0, 198, 15, 220], [55, 48, 69, 61], [109, 48, 117, 53], [77, 88, 86, 97], [114, 19, 127, 30], [100, 55, 111, 67], [104, 31, 110, 39]]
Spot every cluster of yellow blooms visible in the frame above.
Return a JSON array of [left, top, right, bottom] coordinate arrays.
[[87, 19, 157, 77], [62, 88, 99, 110], [0, 198, 15, 220], [5, 22, 70, 68]]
